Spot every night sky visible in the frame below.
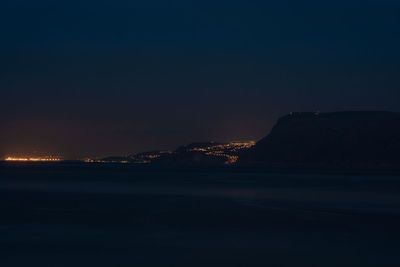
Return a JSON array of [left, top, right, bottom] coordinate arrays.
[[1, 0, 400, 159]]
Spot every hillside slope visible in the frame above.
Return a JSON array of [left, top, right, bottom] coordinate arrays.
[[243, 111, 400, 166]]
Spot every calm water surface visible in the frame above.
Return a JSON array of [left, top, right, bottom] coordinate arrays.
[[1, 164, 400, 266]]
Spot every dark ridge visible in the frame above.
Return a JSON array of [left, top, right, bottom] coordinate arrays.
[[241, 111, 400, 166]]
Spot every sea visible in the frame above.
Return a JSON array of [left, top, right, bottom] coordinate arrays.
[[0, 163, 399, 267]]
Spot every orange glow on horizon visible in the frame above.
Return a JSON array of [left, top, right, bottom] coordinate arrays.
[[5, 157, 61, 162]]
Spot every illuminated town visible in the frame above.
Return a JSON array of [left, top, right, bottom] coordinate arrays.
[[125, 141, 256, 165], [185, 141, 255, 164], [5, 157, 61, 162], [2, 141, 255, 165]]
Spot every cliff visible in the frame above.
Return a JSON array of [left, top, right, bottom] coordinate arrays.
[[242, 111, 400, 166]]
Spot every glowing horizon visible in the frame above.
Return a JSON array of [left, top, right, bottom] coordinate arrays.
[[5, 157, 61, 162]]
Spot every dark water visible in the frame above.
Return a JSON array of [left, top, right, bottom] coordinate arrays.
[[1, 164, 400, 267]]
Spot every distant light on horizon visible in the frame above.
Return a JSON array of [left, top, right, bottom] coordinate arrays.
[[5, 157, 61, 162]]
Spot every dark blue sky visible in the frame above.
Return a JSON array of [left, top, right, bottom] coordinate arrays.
[[1, 0, 400, 158]]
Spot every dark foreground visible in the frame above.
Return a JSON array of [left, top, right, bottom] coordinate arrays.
[[1, 164, 400, 267]]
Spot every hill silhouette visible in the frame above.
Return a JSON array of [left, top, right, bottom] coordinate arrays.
[[242, 111, 400, 166]]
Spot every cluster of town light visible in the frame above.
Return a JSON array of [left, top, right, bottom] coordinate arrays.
[[4, 142, 255, 165], [189, 141, 255, 164], [5, 157, 61, 162], [83, 158, 129, 164]]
